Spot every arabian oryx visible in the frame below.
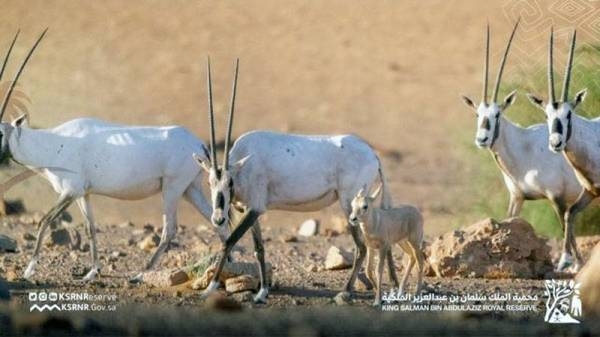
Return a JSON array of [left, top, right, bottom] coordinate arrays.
[[0, 31, 226, 282], [527, 29, 597, 271], [349, 185, 424, 306], [461, 22, 583, 272], [194, 59, 392, 303]]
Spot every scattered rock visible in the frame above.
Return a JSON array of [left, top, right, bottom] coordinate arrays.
[[204, 293, 242, 312], [324, 246, 353, 270], [117, 221, 134, 228], [225, 275, 259, 293], [5, 267, 18, 282], [143, 269, 189, 287], [22, 232, 35, 241], [298, 219, 319, 237], [139, 234, 160, 251], [0, 279, 9, 300], [304, 264, 318, 273], [330, 216, 349, 234], [280, 235, 298, 243], [576, 242, 600, 317], [334, 291, 352, 305], [46, 228, 71, 247], [428, 218, 552, 279], [0, 234, 17, 252], [231, 291, 255, 303], [0, 199, 25, 216], [324, 228, 340, 238], [575, 235, 600, 262]]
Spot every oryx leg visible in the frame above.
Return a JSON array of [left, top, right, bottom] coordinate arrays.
[[373, 246, 387, 307], [398, 240, 414, 295], [408, 240, 424, 295], [24, 194, 75, 279], [366, 247, 376, 289], [344, 223, 367, 292], [203, 209, 260, 297], [507, 193, 523, 217], [560, 190, 594, 271], [75, 196, 101, 281], [251, 221, 268, 303], [386, 249, 399, 288], [144, 185, 184, 271]]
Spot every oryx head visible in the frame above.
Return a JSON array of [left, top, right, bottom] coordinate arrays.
[[527, 28, 585, 153], [0, 29, 47, 158], [195, 58, 249, 230], [462, 20, 519, 148], [349, 184, 382, 226]]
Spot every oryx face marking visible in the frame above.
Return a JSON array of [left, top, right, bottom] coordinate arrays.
[[545, 102, 572, 152], [207, 167, 232, 227], [475, 102, 501, 148]]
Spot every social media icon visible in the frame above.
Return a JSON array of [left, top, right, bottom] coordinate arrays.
[[39, 292, 47, 301], [28, 292, 37, 301], [49, 292, 58, 301]]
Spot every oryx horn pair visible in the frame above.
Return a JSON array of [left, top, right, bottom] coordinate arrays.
[[547, 27, 577, 104], [205, 57, 239, 171], [0, 28, 48, 121], [480, 19, 520, 106]]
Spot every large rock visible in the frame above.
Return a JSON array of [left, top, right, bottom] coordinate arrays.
[[143, 269, 189, 288], [189, 255, 272, 290], [428, 218, 552, 279], [576, 242, 600, 317], [225, 275, 259, 293], [0, 234, 17, 252], [324, 246, 353, 270]]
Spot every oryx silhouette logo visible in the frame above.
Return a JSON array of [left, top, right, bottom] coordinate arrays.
[[544, 279, 582, 324], [30, 304, 61, 312]]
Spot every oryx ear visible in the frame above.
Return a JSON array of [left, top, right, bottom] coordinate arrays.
[[573, 89, 587, 108], [526, 93, 545, 110], [500, 90, 517, 110], [193, 153, 211, 173], [369, 183, 382, 200], [11, 114, 27, 127], [232, 155, 251, 173], [461, 95, 477, 112]]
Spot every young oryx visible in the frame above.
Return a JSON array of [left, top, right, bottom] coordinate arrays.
[[194, 59, 392, 303], [527, 29, 596, 271], [349, 185, 424, 306], [461, 23, 582, 272], [0, 31, 226, 282]]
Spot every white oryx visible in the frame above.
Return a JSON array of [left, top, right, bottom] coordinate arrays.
[[0, 31, 225, 281], [527, 29, 595, 271], [461, 23, 583, 272], [194, 59, 392, 303]]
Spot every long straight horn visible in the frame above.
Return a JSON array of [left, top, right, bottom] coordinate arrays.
[[548, 27, 556, 104], [0, 30, 20, 83], [482, 22, 490, 105], [222, 58, 239, 170], [0, 28, 48, 121], [562, 29, 577, 102], [206, 57, 217, 168], [492, 18, 520, 102]]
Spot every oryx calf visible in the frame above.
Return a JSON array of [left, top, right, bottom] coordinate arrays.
[[195, 59, 393, 303], [349, 186, 424, 306], [462, 22, 582, 272], [0, 31, 225, 281], [528, 29, 596, 271]]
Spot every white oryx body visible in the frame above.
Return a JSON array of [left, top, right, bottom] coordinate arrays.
[[10, 117, 220, 281], [527, 28, 595, 271], [196, 59, 391, 304], [223, 130, 385, 213]]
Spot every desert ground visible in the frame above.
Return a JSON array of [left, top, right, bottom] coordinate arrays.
[[1, 0, 600, 335]]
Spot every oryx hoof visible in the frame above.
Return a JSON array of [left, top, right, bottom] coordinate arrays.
[[23, 260, 38, 280], [129, 272, 144, 284], [82, 267, 100, 282], [253, 288, 269, 304], [556, 253, 574, 272], [201, 280, 221, 299]]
